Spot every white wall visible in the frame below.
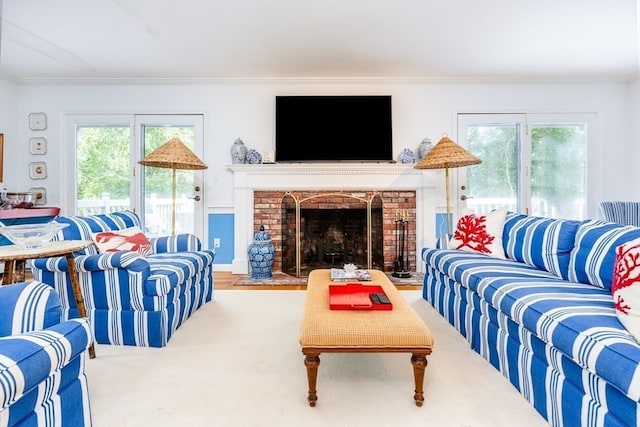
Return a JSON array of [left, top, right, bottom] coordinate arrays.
[[629, 76, 640, 189], [8, 80, 630, 217], [0, 78, 19, 186]]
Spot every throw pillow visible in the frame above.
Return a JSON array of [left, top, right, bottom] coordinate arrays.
[[448, 207, 507, 258], [611, 237, 640, 342], [91, 226, 153, 256], [502, 213, 581, 279], [568, 220, 640, 289]]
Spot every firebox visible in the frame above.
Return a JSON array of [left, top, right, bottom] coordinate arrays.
[[252, 190, 416, 278]]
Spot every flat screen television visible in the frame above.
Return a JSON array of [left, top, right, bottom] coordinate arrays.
[[275, 95, 393, 162]]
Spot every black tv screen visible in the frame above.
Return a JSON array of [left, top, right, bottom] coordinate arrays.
[[275, 95, 393, 162]]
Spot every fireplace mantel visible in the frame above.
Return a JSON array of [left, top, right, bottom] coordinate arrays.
[[229, 163, 438, 274]]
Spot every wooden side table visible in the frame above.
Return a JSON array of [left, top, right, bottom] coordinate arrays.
[[0, 240, 96, 359]]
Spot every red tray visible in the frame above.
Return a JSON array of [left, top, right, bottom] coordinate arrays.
[[329, 283, 393, 310]]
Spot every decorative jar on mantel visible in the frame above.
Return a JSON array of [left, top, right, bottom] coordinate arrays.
[[417, 137, 433, 160], [230, 138, 248, 164], [248, 225, 275, 280]]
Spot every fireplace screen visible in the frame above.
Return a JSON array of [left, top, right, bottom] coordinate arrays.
[[281, 192, 383, 277]]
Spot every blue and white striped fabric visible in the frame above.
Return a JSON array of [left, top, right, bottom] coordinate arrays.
[[422, 245, 640, 427], [30, 211, 215, 348], [502, 213, 581, 279], [600, 201, 640, 227], [0, 281, 92, 426], [567, 220, 640, 289]]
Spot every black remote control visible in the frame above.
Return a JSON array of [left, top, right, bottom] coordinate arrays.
[[370, 293, 391, 305]]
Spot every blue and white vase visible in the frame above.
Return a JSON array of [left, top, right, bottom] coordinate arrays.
[[248, 225, 275, 280], [246, 148, 262, 164], [230, 138, 248, 164], [417, 137, 433, 160], [399, 148, 415, 164]]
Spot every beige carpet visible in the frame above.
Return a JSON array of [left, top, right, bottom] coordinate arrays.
[[86, 290, 547, 427], [234, 271, 424, 286]]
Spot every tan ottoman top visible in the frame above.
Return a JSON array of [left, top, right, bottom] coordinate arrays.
[[299, 269, 434, 349]]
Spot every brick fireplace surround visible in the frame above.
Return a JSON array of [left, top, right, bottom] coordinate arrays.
[[229, 164, 437, 275], [254, 190, 416, 274]]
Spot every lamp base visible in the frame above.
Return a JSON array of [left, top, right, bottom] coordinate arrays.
[[392, 270, 412, 278]]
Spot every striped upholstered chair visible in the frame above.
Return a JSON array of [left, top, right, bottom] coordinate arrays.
[[30, 210, 214, 348], [0, 281, 92, 426], [599, 201, 640, 226]]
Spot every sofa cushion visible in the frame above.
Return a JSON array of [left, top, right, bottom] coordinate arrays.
[[449, 207, 506, 258], [568, 220, 640, 289], [422, 246, 560, 293], [612, 237, 640, 342], [502, 212, 580, 279]]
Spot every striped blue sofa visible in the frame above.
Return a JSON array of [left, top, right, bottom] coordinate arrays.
[[422, 212, 640, 427], [0, 280, 92, 426], [30, 210, 214, 348]]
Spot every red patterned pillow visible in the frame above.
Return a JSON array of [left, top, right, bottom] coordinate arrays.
[[612, 238, 640, 342], [91, 226, 153, 256], [448, 207, 507, 258]]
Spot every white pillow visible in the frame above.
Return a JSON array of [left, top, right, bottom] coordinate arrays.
[[448, 207, 507, 259], [611, 237, 640, 342], [91, 226, 153, 256]]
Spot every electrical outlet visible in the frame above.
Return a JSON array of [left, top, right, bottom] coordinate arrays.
[[214, 238, 221, 248]]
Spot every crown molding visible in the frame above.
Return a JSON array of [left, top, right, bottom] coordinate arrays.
[[4, 73, 635, 86]]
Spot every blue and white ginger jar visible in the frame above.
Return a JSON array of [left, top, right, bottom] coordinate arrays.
[[231, 138, 248, 164], [399, 148, 415, 164], [248, 225, 275, 280], [417, 137, 433, 160], [246, 148, 262, 164]]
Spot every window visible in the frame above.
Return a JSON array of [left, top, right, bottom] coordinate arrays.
[[457, 113, 596, 220], [63, 114, 205, 236]]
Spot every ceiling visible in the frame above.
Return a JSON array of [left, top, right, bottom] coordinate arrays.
[[0, 0, 638, 83]]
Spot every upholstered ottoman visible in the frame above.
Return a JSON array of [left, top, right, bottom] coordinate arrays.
[[299, 269, 434, 407]]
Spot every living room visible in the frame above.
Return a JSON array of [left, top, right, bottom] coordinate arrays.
[[0, 1, 639, 426]]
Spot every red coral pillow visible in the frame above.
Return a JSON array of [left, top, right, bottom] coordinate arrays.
[[448, 207, 507, 259], [612, 238, 640, 342], [91, 226, 153, 256]]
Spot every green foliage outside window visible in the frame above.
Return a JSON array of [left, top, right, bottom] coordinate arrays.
[[76, 125, 196, 200]]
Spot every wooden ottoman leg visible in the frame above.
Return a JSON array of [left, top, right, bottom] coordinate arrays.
[[303, 350, 321, 407], [411, 353, 428, 407]]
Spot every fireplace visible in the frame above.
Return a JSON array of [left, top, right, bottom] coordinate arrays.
[[229, 163, 437, 275], [253, 190, 415, 277]]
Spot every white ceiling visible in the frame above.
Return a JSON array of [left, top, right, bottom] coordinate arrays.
[[0, 0, 638, 83]]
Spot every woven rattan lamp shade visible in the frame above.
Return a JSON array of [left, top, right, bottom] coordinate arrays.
[[138, 137, 207, 234], [414, 135, 481, 170], [139, 137, 208, 170], [414, 134, 481, 235]]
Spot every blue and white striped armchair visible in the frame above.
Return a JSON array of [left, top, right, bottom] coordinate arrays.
[[0, 280, 92, 426], [30, 210, 214, 348], [599, 201, 640, 226]]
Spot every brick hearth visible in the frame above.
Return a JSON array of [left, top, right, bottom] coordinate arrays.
[[253, 190, 416, 274]]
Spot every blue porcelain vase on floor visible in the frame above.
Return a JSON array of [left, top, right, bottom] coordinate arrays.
[[248, 225, 275, 280]]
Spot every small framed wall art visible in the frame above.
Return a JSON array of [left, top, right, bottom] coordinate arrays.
[[28, 112, 47, 131], [28, 187, 47, 205], [29, 137, 47, 155], [29, 161, 47, 179]]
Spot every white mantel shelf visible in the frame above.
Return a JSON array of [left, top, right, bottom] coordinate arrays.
[[228, 162, 438, 274], [228, 163, 431, 191]]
